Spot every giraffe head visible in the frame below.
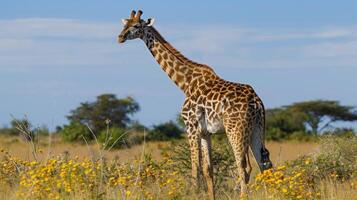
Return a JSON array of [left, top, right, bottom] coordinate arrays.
[[118, 10, 155, 43], [260, 147, 273, 170]]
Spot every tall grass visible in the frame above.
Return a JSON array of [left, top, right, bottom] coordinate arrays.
[[0, 131, 355, 199]]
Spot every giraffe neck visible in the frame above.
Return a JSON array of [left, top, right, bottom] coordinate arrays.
[[141, 26, 217, 95]]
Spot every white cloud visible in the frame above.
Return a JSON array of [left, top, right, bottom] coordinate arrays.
[[303, 41, 357, 57], [0, 18, 357, 70], [314, 27, 357, 39], [0, 18, 144, 68], [0, 18, 116, 39]]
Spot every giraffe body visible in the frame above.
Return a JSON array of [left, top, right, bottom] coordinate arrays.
[[118, 10, 273, 199]]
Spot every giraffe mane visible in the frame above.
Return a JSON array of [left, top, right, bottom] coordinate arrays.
[[149, 27, 216, 74]]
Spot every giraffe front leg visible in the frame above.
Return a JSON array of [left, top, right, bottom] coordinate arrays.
[[201, 135, 215, 200], [181, 99, 204, 192], [188, 130, 202, 190]]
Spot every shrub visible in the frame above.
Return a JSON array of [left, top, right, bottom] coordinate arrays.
[[125, 131, 145, 146], [60, 122, 92, 142], [286, 134, 357, 186], [252, 135, 357, 199], [147, 121, 183, 141], [288, 131, 317, 142], [266, 127, 288, 141], [167, 136, 236, 189], [33, 126, 50, 136], [127, 121, 147, 132], [9, 119, 32, 136], [0, 128, 13, 135], [323, 127, 356, 137], [266, 129, 317, 142], [252, 165, 319, 199], [98, 127, 129, 149]]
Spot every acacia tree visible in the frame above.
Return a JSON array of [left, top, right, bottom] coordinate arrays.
[[288, 100, 357, 135], [67, 94, 140, 133]]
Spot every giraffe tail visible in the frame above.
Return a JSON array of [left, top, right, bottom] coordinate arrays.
[[250, 104, 273, 172]]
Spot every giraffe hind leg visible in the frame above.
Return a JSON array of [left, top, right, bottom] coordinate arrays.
[[225, 127, 250, 196], [244, 152, 252, 183], [238, 151, 251, 185]]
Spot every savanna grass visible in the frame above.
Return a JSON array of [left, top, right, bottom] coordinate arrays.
[[0, 135, 356, 200]]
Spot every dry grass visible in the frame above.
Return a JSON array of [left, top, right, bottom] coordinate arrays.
[[0, 134, 318, 164], [265, 140, 318, 165], [0, 134, 166, 162], [0, 134, 355, 200]]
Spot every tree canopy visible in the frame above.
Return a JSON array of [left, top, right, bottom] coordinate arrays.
[[265, 108, 306, 140], [288, 100, 357, 135], [67, 94, 140, 133], [265, 100, 357, 139]]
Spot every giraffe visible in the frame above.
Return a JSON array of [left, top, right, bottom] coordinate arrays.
[[117, 10, 273, 199]]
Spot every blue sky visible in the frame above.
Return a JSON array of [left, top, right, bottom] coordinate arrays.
[[1, 1, 357, 130]]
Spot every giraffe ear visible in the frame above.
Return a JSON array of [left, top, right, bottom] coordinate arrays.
[[146, 18, 155, 26], [121, 19, 129, 25]]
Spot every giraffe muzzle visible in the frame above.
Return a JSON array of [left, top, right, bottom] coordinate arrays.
[[262, 161, 273, 170], [118, 35, 126, 43], [260, 148, 273, 170]]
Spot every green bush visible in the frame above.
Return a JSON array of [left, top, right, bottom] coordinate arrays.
[[147, 121, 183, 141], [98, 127, 130, 149], [0, 128, 13, 135], [33, 126, 50, 136], [67, 94, 140, 133], [127, 121, 147, 132], [266, 128, 319, 142], [125, 131, 145, 146], [288, 135, 357, 183], [167, 134, 357, 193], [266, 127, 288, 141], [60, 122, 92, 142], [323, 127, 355, 137], [288, 131, 317, 142], [9, 119, 32, 135], [167, 136, 236, 189]]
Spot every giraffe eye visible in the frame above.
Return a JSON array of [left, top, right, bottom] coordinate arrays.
[[133, 24, 141, 28]]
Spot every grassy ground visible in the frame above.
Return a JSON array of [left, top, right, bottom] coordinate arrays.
[[0, 134, 355, 200], [0, 134, 318, 164], [0, 134, 165, 163]]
